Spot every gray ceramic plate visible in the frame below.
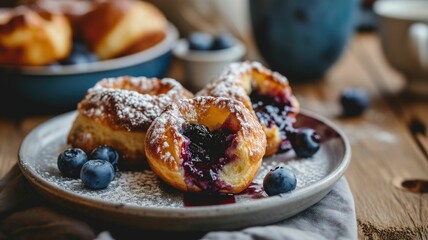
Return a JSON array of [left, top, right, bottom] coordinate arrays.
[[18, 109, 351, 232]]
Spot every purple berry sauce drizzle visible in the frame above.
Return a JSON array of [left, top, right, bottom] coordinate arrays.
[[183, 192, 236, 207], [249, 89, 298, 153], [183, 182, 264, 207], [181, 123, 237, 192]]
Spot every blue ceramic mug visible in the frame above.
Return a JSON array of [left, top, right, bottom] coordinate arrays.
[[249, 0, 358, 81]]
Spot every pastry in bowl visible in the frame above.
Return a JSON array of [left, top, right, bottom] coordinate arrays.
[[67, 76, 193, 168], [33, 0, 95, 39], [0, 6, 72, 66], [145, 96, 266, 194], [80, 0, 168, 60], [197, 61, 300, 156]]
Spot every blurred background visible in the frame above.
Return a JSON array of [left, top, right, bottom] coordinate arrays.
[[0, 0, 425, 117]]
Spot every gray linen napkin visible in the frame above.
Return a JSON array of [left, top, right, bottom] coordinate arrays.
[[0, 164, 357, 240], [202, 176, 358, 240]]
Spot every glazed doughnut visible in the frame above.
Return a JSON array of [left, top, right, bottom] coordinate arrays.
[[0, 6, 72, 66], [80, 0, 168, 60], [197, 61, 300, 156], [145, 96, 266, 194], [67, 76, 193, 168]]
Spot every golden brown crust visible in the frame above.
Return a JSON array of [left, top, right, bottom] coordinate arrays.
[[145, 96, 266, 194], [116, 31, 166, 58], [197, 61, 299, 156], [80, 0, 168, 59], [33, 0, 96, 39], [0, 6, 72, 66], [77, 76, 193, 131], [67, 114, 147, 166], [67, 76, 193, 166]]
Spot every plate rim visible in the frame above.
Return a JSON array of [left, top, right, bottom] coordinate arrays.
[[18, 109, 351, 219]]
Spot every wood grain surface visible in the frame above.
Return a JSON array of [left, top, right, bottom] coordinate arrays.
[[290, 34, 428, 240], [0, 33, 427, 239]]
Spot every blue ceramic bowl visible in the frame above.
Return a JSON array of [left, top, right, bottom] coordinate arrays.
[[0, 23, 178, 115], [249, 0, 358, 82]]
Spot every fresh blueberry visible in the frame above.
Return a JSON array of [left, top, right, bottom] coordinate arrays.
[[57, 148, 88, 178], [80, 160, 115, 190], [86, 53, 98, 63], [60, 41, 98, 65], [263, 166, 297, 196], [213, 33, 236, 50], [188, 32, 214, 51], [289, 129, 321, 158], [90, 145, 119, 170], [72, 41, 89, 52], [340, 88, 370, 116], [60, 52, 89, 65]]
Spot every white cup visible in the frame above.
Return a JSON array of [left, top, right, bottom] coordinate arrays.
[[173, 38, 246, 92], [374, 0, 428, 95]]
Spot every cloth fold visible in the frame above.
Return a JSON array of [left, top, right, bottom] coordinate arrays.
[[0, 164, 357, 240]]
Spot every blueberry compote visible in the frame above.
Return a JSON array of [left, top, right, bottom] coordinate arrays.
[[249, 89, 296, 153], [181, 123, 237, 192]]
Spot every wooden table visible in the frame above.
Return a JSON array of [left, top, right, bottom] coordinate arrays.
[[0, 33, 427, 239]]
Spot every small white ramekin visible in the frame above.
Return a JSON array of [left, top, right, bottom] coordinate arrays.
[[173, 38, 246, 92]]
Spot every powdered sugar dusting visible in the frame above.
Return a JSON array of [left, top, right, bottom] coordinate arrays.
[[78, 76, 192, 131], [81, 89, 162, 130], [147, 110, 186, 163], [146, 96, 265, 165], [219, 61, 288, 85], [197, 79, 247, 100], [196, 61, 291, 109]]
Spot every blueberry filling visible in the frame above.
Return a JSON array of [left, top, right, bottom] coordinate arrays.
[[181, 123, 237, 192], [249, 89, 296, 153]]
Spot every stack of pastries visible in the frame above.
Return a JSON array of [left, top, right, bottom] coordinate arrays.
[[67, 61, 301, 194], [0, 0, 168, 66]]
